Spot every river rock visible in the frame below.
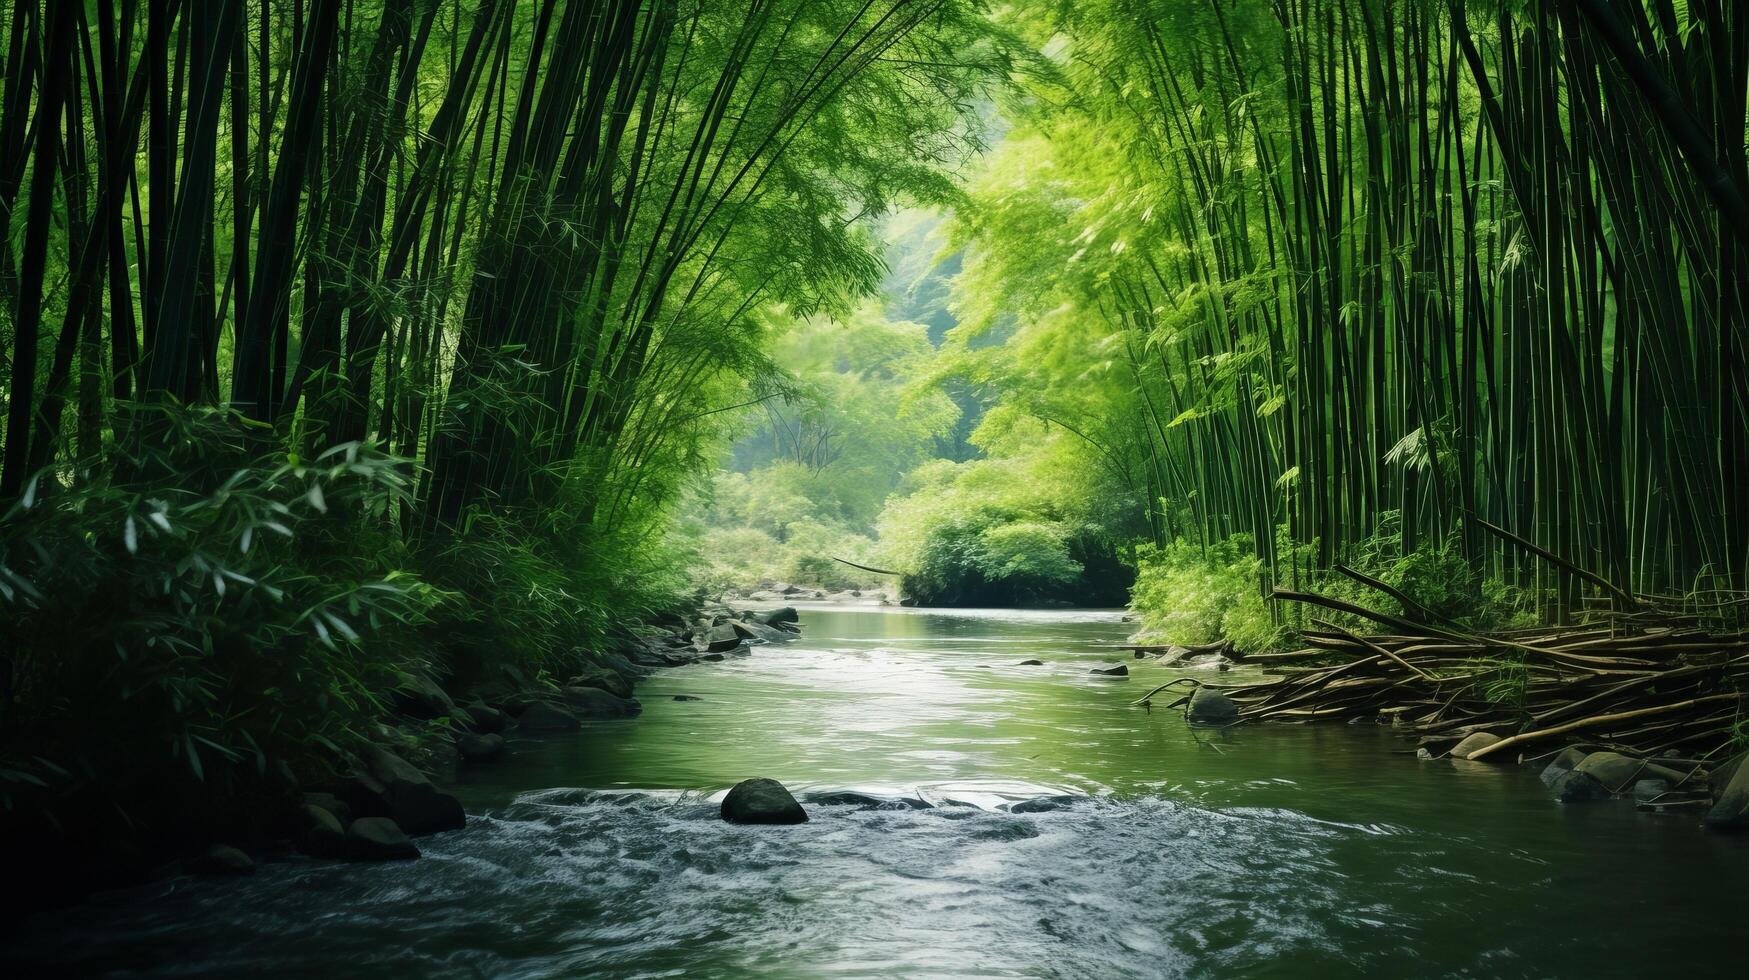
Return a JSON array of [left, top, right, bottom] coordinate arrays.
[[1017, 659, 1044, 666], [1550, 769, 1610, 803], [1186, 687, 1239, 724], [1633, 779, 1671, 803], [563, 686, 642, 718], [344, 746, 466, 835], [517, 701, 581, 732], [732, 619, 789, 644], [569, 668, 634, 700], [294, 803, 346, 858], [1451, 731, 1504, 761], [673, 695, 702, 701], [1539, 745, 1592, 787], [1703, 750, 1749, 832], [720, 778, 808, 825], [698, 624, 743, 653], [191, 844, 255, 876], [457, 733, 507, 764], [465, 703, 507, 735], [303, 791, 352, 826], [346, 818, 420, 862], [1574, 752, 1685, 794], [758, 607, 799, 627], [1090, 664, 1129, 677], [393, 674, 455, 721]]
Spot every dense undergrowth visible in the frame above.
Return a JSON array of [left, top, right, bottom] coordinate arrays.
[[1130, 518, 1538, 654], [0, 409, 690, 885]]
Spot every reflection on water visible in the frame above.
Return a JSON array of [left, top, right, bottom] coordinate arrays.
[[9, 606, 1749, 977]]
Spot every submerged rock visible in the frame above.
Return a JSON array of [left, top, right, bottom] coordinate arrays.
[[721, 778, 808, 825], [1450, 731, 1504, 761], [517, 701, 581, 732], [1089, 664, 1129, 677], [673, 694, 702, 701], [191, 844, 255, 876], [457, 733, 507, 764], [1186, 687, 1239, 725], [346, 818, 420, 862], [1017, 659, 1044, 666]]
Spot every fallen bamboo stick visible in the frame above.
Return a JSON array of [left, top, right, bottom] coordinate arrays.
[[1463, 695, 1741, 761]]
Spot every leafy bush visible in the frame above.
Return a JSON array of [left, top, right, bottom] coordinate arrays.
[[0, 409, 443, 840], [1130, 536, 1281, 651]]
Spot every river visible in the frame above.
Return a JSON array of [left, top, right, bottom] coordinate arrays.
[[9, 605, 1747, 977]]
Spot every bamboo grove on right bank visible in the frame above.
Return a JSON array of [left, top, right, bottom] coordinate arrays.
[[954, 0, 1749, 616]]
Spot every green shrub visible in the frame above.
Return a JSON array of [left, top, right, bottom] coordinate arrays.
[[0, 409, 443, 836]]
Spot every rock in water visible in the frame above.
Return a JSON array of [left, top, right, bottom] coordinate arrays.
[[1016, 660, 1044, 666], [562, 686, 642, 719], [296, 804, 346, 858], [1186, 687, 1239, 725], [1090, 664, 1129, 677], [1539, 745, 1592, 787], [464, 703, 507, 734], [517, 701, 581, 732], [457, 733, 507, 763], [344, 746, 466, 835], [1451, 731, 1504, 760], [698, 624, 743, 652], [1703, 751, 1749, 832], [720, 778, 808, 825], [346, 818, 420, 862], [760, 607, 799, 627], [393, 674, 454, 720], [569, 668, 634, 700], [1550, 769, 1609, 803], [1573, 751, 1686, 794], [191, 844, 255, 876]]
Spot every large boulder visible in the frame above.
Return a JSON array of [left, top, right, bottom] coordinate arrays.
[[1451, 731, 1504, 761], [342, 746, 466, 836], [1703, 750, 1749, 832], [296, 803, 346, 858], [517, 701, 581, 732], [1186, 687, 1239, 725], [562, 686, 642, 719], [1089, 664, 1129, 677], [346, 818, 420, 862], [721, 778, 808, 825], [457, 733, 507, 764]]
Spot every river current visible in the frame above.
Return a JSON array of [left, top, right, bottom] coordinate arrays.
[[9, 605, 1746, 977]]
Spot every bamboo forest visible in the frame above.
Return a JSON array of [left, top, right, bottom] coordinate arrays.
[[3, 0, 1748, 975]]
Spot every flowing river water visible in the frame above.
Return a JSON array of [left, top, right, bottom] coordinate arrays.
[[9, 605, 1748, 977]]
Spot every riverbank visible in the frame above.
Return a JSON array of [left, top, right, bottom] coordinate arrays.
[[1137, 587, 1749, 833], [1, 596, 806, 918]]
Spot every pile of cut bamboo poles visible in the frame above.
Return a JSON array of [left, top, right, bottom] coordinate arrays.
[[1139, 585, 1749, 766]]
